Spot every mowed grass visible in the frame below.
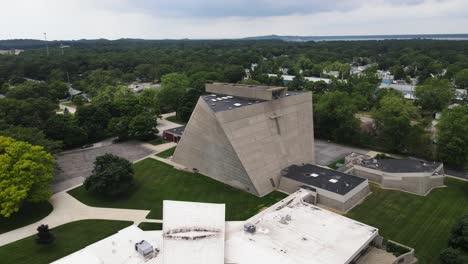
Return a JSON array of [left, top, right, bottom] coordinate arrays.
[[69, 158, 287, 220], [0, 201, 53, 234], [0, 220, 132, 264], [347, 178, 468, 264], [155, 146, 176, 158], [166, 115, 186, 125]]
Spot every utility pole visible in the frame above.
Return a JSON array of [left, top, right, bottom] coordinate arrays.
[[43, 32, 49, 56]]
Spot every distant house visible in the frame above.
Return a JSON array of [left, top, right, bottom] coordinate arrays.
[[127, 82, 161, 93], [379, 83, 416, 100], [68, 86, 91, 102], [349, 64, 374, 76], [454, 89, 467, 101], [322, 70, 340, 78], [0, 49, 24, 55], [267, 74, 331, 84]]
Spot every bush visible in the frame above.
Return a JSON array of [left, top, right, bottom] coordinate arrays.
[[440, 247, 462, 264], [84, 154, 134, 196], [36, 224, 55, 244]]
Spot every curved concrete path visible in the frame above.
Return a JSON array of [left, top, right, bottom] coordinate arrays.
[[0, 190, 161, 247]]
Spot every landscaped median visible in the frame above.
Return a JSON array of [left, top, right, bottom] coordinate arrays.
[[0, 220, 132, 264], [346, 178, 468, 264], [68, 158, 287, 220]]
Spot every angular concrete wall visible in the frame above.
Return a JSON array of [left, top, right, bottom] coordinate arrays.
[[172, 98, 258, 195], [173, 92, 315, 197]]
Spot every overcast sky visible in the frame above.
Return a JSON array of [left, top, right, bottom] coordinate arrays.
[[1, 0, 467, 40]]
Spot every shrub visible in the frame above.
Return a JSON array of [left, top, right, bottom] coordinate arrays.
[[84, 154, 134, 196]]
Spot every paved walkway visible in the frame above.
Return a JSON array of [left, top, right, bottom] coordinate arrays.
[[0, 191, 161, 247], [156, 112, 181, 136]]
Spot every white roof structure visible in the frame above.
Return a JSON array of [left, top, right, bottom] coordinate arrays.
[[162, 200, 225, 264], [52, 225, 163, 264], [225, 189, 378, 264], [267, 74, 331, 84]]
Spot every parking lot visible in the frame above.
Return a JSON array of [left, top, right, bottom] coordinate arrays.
[[54, 140, 155, 192], [314, 139, 368, 166]]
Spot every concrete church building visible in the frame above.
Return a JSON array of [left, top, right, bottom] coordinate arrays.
[[172, 83, 315, 197]]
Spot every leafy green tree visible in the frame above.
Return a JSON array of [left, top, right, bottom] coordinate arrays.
[[454, 69, 468, 90], [72, 95, 86, 106], [440, 248, 463, 264], [93, 85, 132, 105], [436, 105, 468, 166], [372, 95, 420, 153], [0, 98, 57, 129], [0, 125, 62, 152], [108, 116, 131, 141], [44, 114, 88, 148], [84, 154, 134, 196], [176, 88, 202, 122], [313, 91, 360, 143], [415, 78, 454, 112], [75, 103, 112, 141], [138, 89, 160, 116], [0, 136, 55, 217], [129, 113, 158, 140], [159, 73, 190, 112], [390, 64, 406, 80], [449, 215, 468, 251], [134, 64, 156, 82]]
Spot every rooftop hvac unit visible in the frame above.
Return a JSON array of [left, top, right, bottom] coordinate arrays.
[[135, 240, 155, 258], [244, 223, 256, 234]]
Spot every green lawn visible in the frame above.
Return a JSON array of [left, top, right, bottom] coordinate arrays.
[[69, 158, 287, 220], [347, 178, 468, 264], [155, 146, 176, 158], [0, 201, 53, 234], [166, 115, 186, 125], [138, 222, 163, 231], [147, 136, 169, 146], [0, 220, 132, 264]]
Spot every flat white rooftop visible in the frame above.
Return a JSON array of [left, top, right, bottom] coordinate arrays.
[[52, 225, 163, 264], [162, 200, 225, 264], [224, 189, 378, 264]]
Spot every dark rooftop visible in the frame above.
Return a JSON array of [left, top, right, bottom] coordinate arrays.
[[202, 92, 305, 113], [164, 125, 185, 136], [282, 164, 367, 195], [202, 94, 265, 112], [359, 158, 442, 173]]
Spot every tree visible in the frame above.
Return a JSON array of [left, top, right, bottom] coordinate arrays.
[[129, 113, 158, 140], [449, 215, 468, 251], [390, 64, 406, 80], [176, 88, 202, 122], [0, 136, 55, 217], [454, 69, 468, 90], [372, 95, 421, 153], [134, 64, 156, 82], [414, 78, 454, 112], [36, 224, 55, 245], [84, 154, 134, 196], [44, 114, 88, 148], [72, 95, 86, 106], [313, 91, 360, 143], [0, 125, 62, 152], [158, 73, 190, 112], [436, 105, 468, 166], [440, 248, 462, 264]]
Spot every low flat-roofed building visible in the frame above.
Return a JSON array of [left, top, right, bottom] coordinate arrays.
[[225, 189, 379, 264], [163, 126, 185, 143], [345, 153, 444, 196], [52, 225, 163, 264], [278, 164, 370, 212], [162, 200, 225, 264]]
